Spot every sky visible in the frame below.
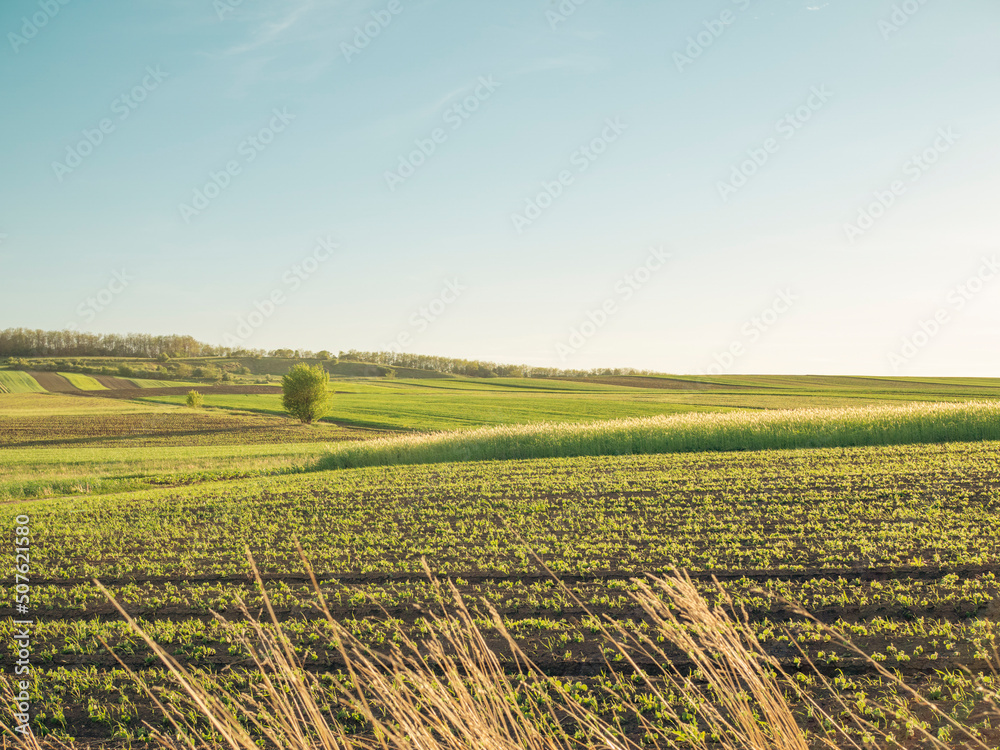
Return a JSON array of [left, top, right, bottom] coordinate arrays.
[[1, 0, 998, 376]]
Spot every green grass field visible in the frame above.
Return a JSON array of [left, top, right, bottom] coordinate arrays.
[[57, 372, 107, 390], [132, 374, 1000, 432], [0, 370, 44, 393], [137, 386, 724, 431], [4, 369, 1000, 746]]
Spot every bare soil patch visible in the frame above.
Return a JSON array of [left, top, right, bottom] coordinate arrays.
[[92, 375, 138, 389], [79, 384, 284, 399], [26, 371, 78, 392]]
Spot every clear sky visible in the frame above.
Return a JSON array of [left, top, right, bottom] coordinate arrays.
[[1, 0, 997, 375]]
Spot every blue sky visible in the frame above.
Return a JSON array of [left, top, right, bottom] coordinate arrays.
[[1, 0, 997, 375]]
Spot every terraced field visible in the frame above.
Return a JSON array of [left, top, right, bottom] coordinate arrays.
[[56, 373, 107, 391], [0, 371, 46, 393]]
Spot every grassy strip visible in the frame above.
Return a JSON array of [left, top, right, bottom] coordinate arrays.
[[317, 400, 1000, 470], [0, 370, 45, 393], [57, 371, 108, 390], [0, 441, 340, 501]]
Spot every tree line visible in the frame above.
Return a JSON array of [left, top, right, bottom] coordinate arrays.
[[0, 328, 222, 358], [0, 328, 663, 379], [337, 350, 662, 379]]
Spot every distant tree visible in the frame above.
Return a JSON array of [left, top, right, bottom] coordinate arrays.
[[193, 366, 221, 380], [316, 350, 333, 361], [281, 363, 331, 424], [186, 390, 203, 408]]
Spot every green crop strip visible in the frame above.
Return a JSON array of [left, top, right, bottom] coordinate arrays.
[[314, 401, 1000, 470]]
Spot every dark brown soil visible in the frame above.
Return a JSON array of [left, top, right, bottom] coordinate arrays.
[[27, 563, 1000, 589], [0, 409, 366, 448], [92, 375, 138, 389], [77, 384, 284, 399], [26, 370, 78, 392]]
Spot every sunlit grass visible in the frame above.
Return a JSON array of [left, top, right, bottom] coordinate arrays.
[[0, 370, 45, 393], [57, 372, 108, 390], [0, 442, 338, 501], [317, 400, 1000, 470]]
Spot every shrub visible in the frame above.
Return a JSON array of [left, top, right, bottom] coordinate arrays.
[[186, 390, 203, 409], [281, 363, 330, 424]]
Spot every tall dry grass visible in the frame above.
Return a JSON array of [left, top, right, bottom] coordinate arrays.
[[315, 400, 1000, 471], [3, 552, 995, 749]]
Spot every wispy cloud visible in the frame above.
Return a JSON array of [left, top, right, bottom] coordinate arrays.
[[221, 0, 319, 56]]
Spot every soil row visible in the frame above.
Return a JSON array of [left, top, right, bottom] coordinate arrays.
[[6, 599, 991, 625], [76, 384, 284, 398], [2, 651, 988, 680], [33, 563, 1000, 587]]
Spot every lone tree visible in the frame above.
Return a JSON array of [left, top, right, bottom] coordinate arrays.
[[281, 363, 330, 424]]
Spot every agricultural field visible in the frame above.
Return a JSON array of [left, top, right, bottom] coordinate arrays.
[[55, 373, 107, 391], [133, 373, 1000, 432], [0, 371, 46, 394], [3, 371, 1000, 747], [0, 394, 381, 502]]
